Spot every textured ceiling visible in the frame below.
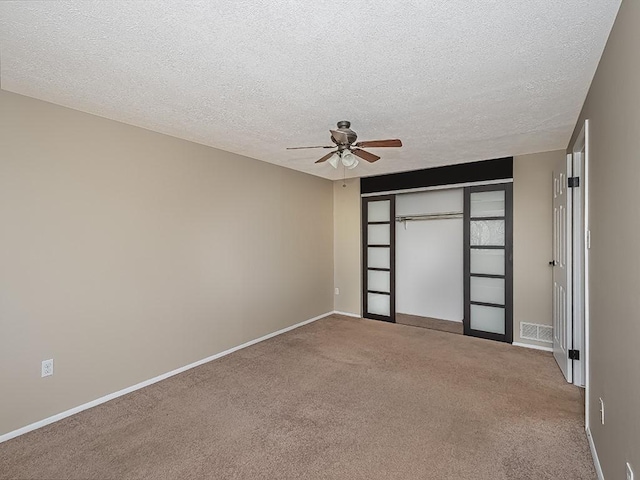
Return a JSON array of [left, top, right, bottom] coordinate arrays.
[[0, 1, 621, 180]]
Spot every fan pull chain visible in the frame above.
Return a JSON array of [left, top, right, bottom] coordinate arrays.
[[343, 164, 347, 188]]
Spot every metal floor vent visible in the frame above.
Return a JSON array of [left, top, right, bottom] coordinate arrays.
[[520, 322, 553, 343]]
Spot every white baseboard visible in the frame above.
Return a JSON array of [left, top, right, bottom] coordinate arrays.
[[512, 341, 554, 352], [332, 310, 361, 318], [586, 427, 605, 479], [0, 311, 333, 444]]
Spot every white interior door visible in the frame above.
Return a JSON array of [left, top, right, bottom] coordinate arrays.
[[552, 154, 573, 382]]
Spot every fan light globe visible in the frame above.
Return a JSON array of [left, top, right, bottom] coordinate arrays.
[[328, 153, 340, 169], [341, 151, 358, 169]]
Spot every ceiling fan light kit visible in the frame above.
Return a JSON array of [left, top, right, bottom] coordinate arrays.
[[328, 151, 359, 170], [287, 121, 402, 169]]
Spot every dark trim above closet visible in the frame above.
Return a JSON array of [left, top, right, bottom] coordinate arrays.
[[360, 157, 513, 195]]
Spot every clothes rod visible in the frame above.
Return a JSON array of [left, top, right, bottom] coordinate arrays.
[[395, 212, 463, 222]]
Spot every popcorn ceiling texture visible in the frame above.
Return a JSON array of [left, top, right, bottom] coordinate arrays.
[[0, 1, 621, 180]]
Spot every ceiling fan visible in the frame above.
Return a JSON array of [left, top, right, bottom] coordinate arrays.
[[287, 121, 402, 169]]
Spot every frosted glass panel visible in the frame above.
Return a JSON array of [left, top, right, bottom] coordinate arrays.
[[470, 304, 505, 334], [470, 249, 505, 275], [368, 247, 390, 269], [471, 277, 505, 305], [368, 224, 390, 245], [368, 201, 390, 222], [368, 270, 390, 292], [470, 220, 505, 246], [471, 190, 505, 217], [368, 293, 390, 316]]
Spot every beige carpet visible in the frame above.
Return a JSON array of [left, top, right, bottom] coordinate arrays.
[[0, 315, 595, 480], [396, 312, 464, 335]]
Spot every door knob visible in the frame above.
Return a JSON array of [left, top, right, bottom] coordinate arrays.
[[549, 260, 557, 266]]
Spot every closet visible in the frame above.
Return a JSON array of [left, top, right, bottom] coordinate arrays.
[[361, 158, 513, 343]]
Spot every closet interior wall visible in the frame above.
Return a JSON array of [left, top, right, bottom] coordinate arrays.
[[395, 189, 464, 323]]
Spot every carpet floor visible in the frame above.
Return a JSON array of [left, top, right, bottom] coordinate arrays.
[[0, 315, 595, 479]]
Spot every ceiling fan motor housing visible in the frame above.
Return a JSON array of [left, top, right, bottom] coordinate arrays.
[[333, 120, 358, 146]]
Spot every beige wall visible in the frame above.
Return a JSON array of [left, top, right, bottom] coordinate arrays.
[[0, 90, 334, 436], [568, 0, 639, 476], [513, 151, 562, 347], [333, 178, 361, 316]]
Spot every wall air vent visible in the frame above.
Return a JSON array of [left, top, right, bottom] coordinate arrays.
[[520, 322, 553, 343]]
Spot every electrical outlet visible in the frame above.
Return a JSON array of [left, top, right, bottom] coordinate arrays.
[[41, 359, 53, 377], [335, 288, 340, 295], [627, 462, 634, 480], [599, 397, 605, 425]]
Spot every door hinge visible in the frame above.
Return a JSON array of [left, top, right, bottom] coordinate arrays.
[[568, 177, 580, 188], [569, 349, 580, 360]]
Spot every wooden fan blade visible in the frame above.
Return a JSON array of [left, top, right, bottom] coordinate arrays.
[[355, 139, 402, 148], [330, 129, 350, 144], [286, 145, 334, 150], [352, 149, 380, 163], [315, 151, 338, 164]]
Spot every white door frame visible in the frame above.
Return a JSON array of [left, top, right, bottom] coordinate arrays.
[[570, 120, 590, 421], [571, 126, 587, 388]]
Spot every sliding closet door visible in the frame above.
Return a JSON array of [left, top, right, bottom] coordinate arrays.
[[362, 195, 395, 322], [463, 184, 513, 342]]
